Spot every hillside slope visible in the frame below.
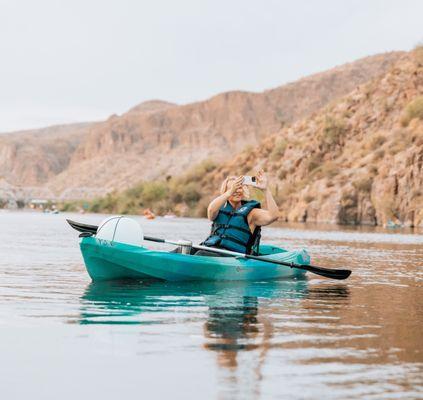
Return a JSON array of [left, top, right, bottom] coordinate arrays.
[[44, 51, 402, 197], [0, 123, 93, 186], [0, 51, 405, 206], [198, 49, 423, 227]]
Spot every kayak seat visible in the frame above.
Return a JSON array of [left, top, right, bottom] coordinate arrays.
[[169, 247, 230, 257], [258, 244, 288, 256]]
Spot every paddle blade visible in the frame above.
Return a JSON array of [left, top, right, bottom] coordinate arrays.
[[305, 265, 352, 280], [67, 219, 98, 234]]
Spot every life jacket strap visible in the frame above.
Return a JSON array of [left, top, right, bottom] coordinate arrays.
[[211, 223, 251, 235], [246, 226, 261, 255]]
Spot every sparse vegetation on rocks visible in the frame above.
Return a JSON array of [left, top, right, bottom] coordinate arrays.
[[10, 50, 420, 227], [400, 96, 423, 127]]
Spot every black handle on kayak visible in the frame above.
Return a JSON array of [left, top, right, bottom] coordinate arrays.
[[144, 236, 165, 243], [66, 219, 351, 280]]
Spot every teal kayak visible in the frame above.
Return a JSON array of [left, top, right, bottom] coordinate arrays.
[[79, 236, 310, 282]]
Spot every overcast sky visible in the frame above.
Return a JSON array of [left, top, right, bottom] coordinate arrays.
[[0, 0, 422, 132]]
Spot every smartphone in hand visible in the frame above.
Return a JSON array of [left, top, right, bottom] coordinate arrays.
[[243, 176, 258, 187]]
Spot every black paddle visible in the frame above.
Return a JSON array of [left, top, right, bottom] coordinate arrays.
[[66, 219, 352, 280]]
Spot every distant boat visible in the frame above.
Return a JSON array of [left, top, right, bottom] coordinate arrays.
[[385, 220, 403, 228], [143, 209, 155, 220], [163, 213, 176, 219], [43, 208, 59, 214]]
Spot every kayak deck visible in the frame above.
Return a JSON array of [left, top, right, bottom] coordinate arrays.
[[80, 236, 310, 282]]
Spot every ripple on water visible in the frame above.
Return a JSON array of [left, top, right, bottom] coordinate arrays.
[[0, 212, 422, 400]]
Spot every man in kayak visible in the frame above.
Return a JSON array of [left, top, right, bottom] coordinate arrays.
[[198, 170, 279, 256]]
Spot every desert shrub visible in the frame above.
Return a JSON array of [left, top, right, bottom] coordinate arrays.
[[352, 177, 373, 193], [194, 198, 210, 218], [307, 154, 322, 172], [321, 162, 338, 178], [413, 44, 423, 65], [274, 182, 295, 202], [368, 165, 378, 175], [59, 202, 77, 212], [80, 159, 218, 216], [400, 96, 423, 127], [411, 189, 422, 199], [376, 194, 396, 220], [179, 182, 201, 203], [182, 159, 217, 183], [125, 183, 144, 199], [367, 134, 387, 150], [372, 149, 385, 161], [243, 145, 253, 154], [241, 163, 253, 174], [304, 194, 314, 203], [389, 129, 416, 156], [89, 193, 118, 213], [278, 168, 288, 180], [308, 160, 338, 180], [321, 116, 347, 146], [141, 182, 168, 203], [270, 139, 288, 161]]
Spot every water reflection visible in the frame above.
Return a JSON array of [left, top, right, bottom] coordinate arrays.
[[1, 212, 422, 399], [78, 279, 311, 398], [78, 279, 355, 399]]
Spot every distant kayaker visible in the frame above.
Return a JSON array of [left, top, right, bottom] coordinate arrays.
[[199, 170, 279, 256]]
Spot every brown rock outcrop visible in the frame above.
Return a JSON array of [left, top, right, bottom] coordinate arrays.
[[201, 50, 423, 227], [0, 51, 402, 200]]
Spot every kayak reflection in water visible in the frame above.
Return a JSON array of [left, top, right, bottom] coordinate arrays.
[[198, 170, 280, 257]]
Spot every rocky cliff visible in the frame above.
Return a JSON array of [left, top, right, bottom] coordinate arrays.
[[200, 49, 423, 227], [0, 51, 402, 200], [0, 123, 92, 186]]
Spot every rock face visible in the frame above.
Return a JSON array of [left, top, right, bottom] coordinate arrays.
[[201, 49, 423, 227], [0, 51, 402, 200], [0, 123, 92, 186]]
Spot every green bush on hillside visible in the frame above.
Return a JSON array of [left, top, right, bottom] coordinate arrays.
[[307, 153, 322, 172], [140, 182, 168, 203], [367, 134, 387, 150], [182, 159, 217, 183], [270, 139, 287, 161], [66, 158, 219, 216], [352, 177, 373, 193], [400, 96, 423, 127], [321, 116, 347, 146]]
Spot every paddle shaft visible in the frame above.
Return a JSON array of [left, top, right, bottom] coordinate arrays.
[[139, 235, 351, 280], [165, 241, 351, 280]]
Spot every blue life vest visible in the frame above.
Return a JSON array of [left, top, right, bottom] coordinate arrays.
[[203, 200, 261, 254]]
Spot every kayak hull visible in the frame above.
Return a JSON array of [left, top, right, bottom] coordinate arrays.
[[80, 237, 309, 282]]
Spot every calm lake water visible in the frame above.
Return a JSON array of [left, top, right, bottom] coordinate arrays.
[[0, 211, 422, 400]]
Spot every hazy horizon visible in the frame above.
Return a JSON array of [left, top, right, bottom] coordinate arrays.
[[1, 0, 422, 133]]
